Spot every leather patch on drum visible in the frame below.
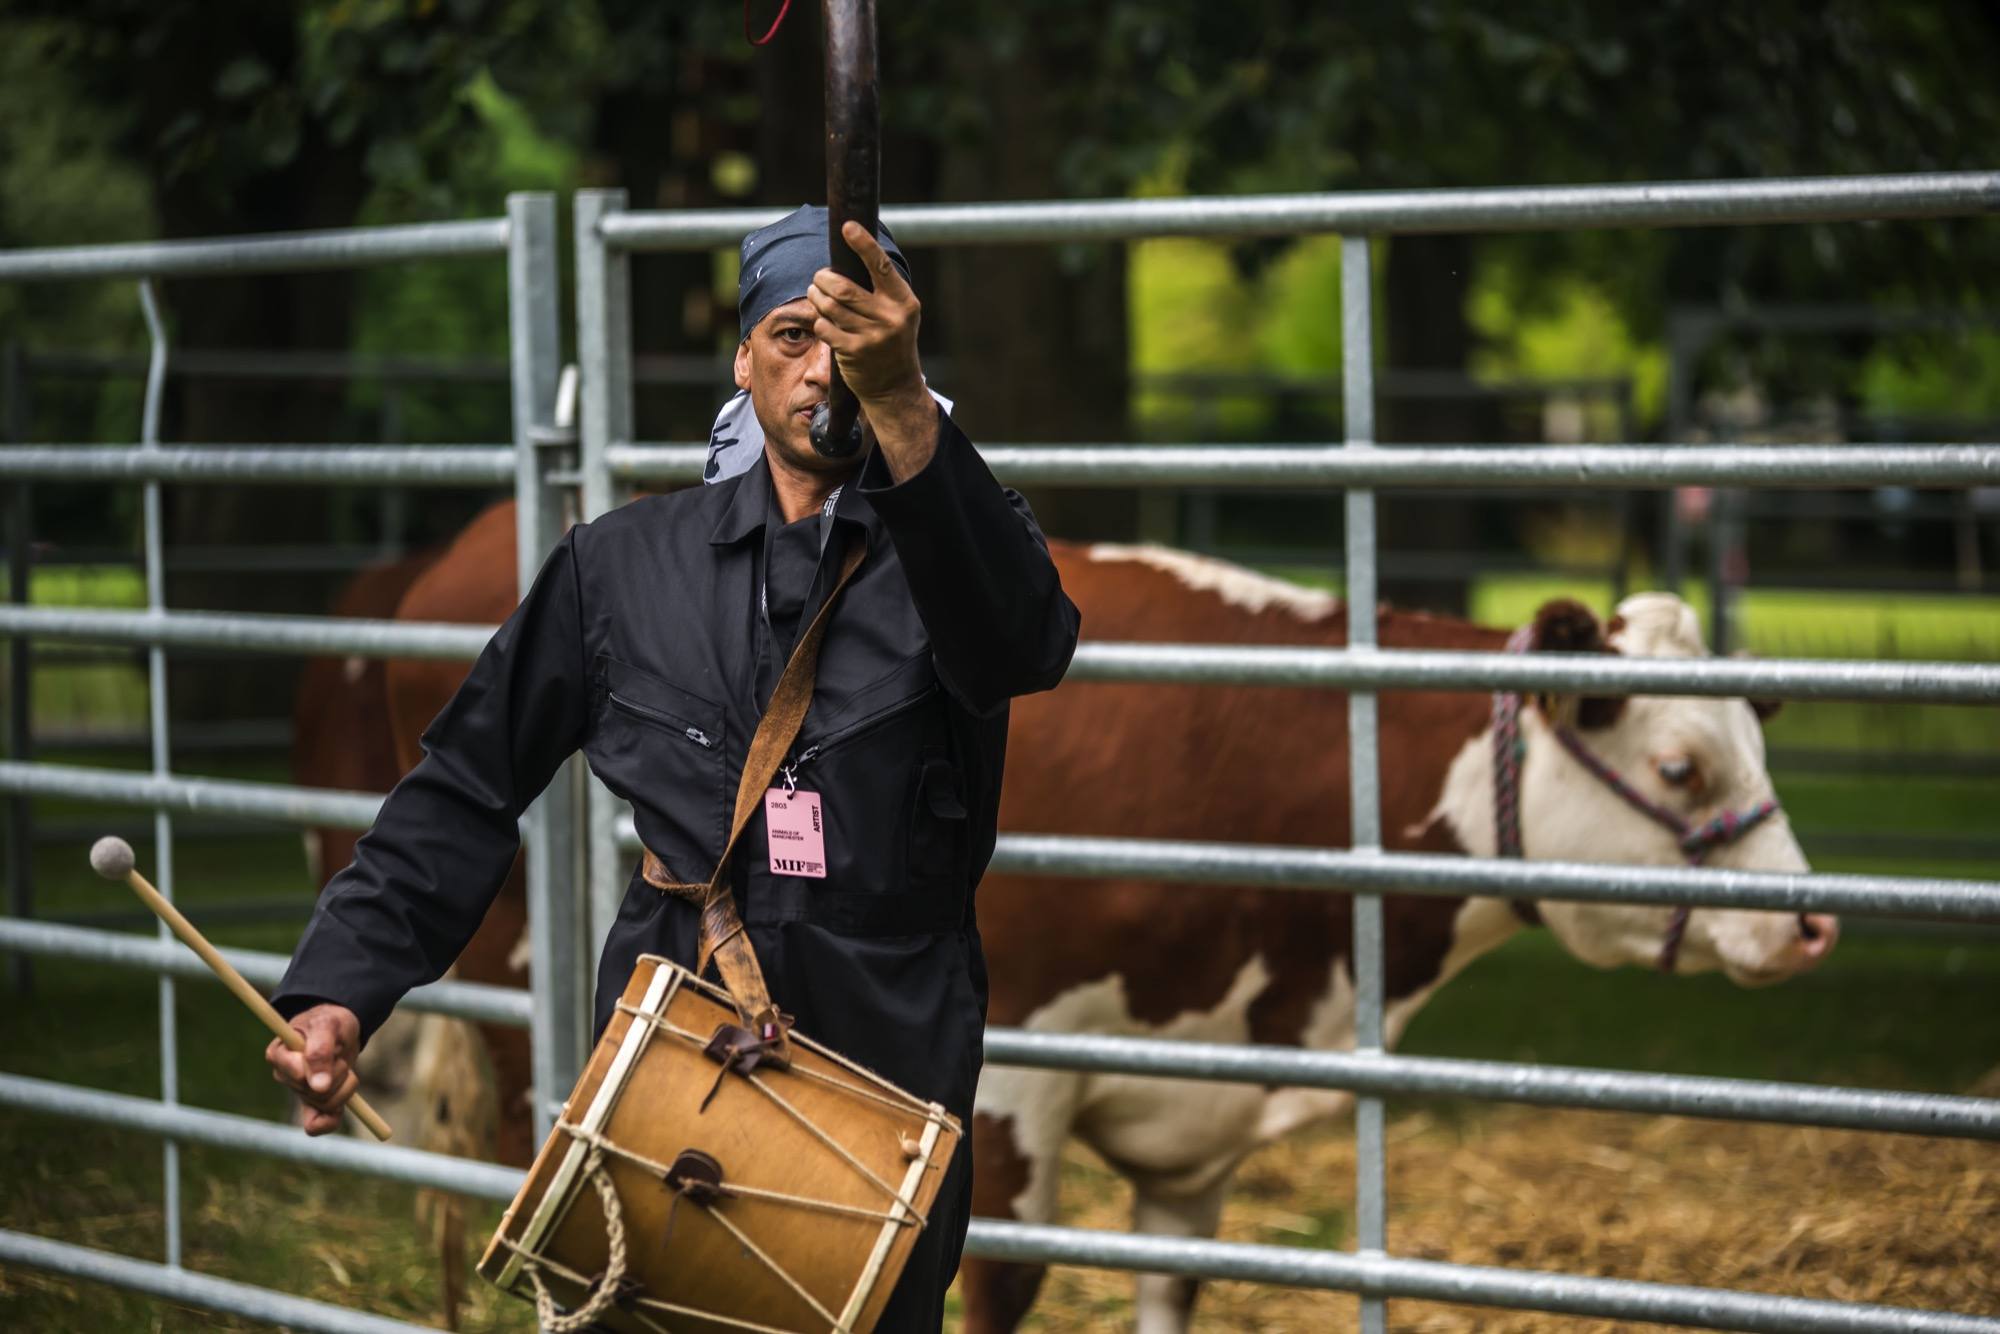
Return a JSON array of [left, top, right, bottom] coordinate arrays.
[[666, 1149, 725, 1205]]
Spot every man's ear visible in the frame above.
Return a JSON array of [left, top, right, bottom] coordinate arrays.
[[733, 337, 753, 391], [1526, 598, 1625, 730]]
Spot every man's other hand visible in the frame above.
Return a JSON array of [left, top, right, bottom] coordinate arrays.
[[266, 1003, 361, 1136]]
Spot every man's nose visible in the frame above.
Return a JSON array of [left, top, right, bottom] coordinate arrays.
[[805, 339, 831, 389]]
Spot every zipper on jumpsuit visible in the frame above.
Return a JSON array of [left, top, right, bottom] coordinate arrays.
[[605, 690, 717, 749], [779, 683, 940, 788]]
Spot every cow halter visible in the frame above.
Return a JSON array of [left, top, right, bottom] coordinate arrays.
[[1490, 625, 1782, 974]]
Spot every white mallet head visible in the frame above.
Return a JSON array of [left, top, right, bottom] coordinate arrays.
[[90, 835, 137, 881]]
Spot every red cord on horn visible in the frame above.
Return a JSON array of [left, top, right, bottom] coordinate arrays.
[[745, 0, 795, 46]]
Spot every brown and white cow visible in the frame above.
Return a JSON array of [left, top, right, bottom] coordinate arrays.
[[296, 505, 1834, 1334]]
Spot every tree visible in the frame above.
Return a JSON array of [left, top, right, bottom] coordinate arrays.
[[5, 0, 581, 716], [9, 0, 1999, 615]]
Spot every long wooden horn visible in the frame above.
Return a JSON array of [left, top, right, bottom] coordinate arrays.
[[89, 835, 394, 1141], [808, 0, 880, 459]]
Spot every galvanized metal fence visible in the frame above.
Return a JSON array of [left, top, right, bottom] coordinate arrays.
[[0, 194, 588, 1334], [2, 171, 1999, 1333], [574, 173, 2000, 1334]]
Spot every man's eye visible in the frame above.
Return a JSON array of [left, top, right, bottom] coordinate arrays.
[[778, 327, 809, 344]]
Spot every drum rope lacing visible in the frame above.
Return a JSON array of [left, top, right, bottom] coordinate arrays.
[[497, 1123, 873, 1334], [495, 1236, 795, 1334], [565, 1118, 922, 1227], [617, 999, 945, 1221], [501, 1147, 631, 1333]]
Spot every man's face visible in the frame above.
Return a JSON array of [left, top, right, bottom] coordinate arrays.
[[734, 298, 848, 476]]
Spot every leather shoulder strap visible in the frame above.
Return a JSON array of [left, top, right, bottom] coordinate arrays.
[[642, 536, 866, 1047]]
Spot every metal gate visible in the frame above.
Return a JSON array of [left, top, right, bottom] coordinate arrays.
[[2, 173, 1999, 1332], [0, 194, 585, 1333]]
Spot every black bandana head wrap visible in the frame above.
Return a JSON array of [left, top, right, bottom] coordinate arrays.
[[737, 204, 911, 342]]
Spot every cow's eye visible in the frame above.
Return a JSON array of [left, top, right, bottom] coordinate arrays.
[[1657, 757, 1696, 787]]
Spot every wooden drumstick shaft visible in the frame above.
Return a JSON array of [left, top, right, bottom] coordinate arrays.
[[92, 839, 393, 1141]]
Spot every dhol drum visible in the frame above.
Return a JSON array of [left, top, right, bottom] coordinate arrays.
[[478, 953, 960, 1332]]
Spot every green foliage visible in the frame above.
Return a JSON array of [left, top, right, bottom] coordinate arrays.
[[1469, 261, 1669, 427], [4, 2, 1999, 451], [1094, 1, 2000, 427], [1859, 330, 2000, 423], [1129, 235, 1351, 438], [347, 69, 580, 444], [0, 22, 155, 354], [0, 4, 1992, 582]]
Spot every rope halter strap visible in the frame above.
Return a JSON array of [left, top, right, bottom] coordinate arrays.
[[1491, 625, 1784, 973]]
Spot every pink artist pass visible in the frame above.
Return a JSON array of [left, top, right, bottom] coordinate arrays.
[[764, 788, 827, 879]]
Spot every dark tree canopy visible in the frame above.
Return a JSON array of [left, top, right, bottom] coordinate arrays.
[[3, 0, 1995, 590], [8, 1, 1996, 376]]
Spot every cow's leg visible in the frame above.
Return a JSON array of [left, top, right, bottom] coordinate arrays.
[[959, 1077, 1078, 1334], [1130, 1172, 1232, 1334]]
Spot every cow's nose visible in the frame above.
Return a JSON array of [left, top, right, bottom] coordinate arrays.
[[1796, 912, 1839, 964]]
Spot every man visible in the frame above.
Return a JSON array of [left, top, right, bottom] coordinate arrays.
[[267, 205, 1081, 1329]]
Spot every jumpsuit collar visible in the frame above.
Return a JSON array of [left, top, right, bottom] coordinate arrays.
[[708, 446, 880, 550]]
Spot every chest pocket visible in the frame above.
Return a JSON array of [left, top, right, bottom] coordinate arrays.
[[591, 654, 727, 883]]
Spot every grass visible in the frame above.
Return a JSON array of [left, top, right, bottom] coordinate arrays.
[[1, 969, 526, 1332], [1402, 928, 2000, 1093], [11, 563, 151, 731], [2, 827, 534, 1332]]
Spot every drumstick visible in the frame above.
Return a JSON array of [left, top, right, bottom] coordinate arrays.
[[89, 835, 394, 1142]]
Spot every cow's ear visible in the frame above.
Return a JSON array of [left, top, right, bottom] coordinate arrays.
[[1530, 599, 1605, 654], [1527, 598, 1625, 730]]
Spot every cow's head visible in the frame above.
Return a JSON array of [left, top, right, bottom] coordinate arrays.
[[1434, 592, 1837, 986]]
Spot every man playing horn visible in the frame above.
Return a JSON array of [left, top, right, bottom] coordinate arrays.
[[268, 204, 1081, 1330]]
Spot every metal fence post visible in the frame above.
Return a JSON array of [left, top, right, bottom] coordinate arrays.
[[134, 280, 182, 1266], [1341, 234, 1389, 1334], [574, 189, 635, 965], [507, 192, 585, 1142], [3, 341, 33, 997], [575, 189, 631, 528]]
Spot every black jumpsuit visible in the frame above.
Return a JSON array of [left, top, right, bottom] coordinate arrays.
[[272, 410, 1081, 1329]]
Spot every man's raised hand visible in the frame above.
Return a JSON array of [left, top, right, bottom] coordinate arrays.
[[808, 221, 940, 480], [807, 221, 925, 405]]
